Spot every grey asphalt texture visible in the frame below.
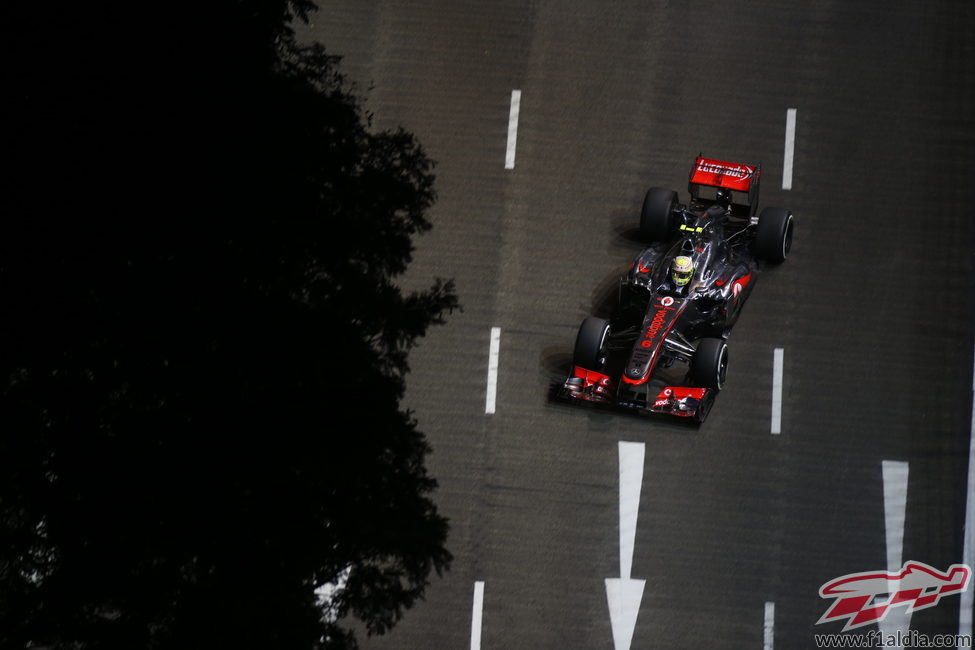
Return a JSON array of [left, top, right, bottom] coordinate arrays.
[[300, 2, 975, 647]]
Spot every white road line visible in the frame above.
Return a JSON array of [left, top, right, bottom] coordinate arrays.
[[763, 601, 775, 650], [960, 337, 975, 641], [618, 441, 645, 580], [771, 348, 784, 434], [485, 327, 501, 414], [880, 460, 910, 648], [605, 578, 645, 650], [606, 441, 647, 650], [882, 461, 909, 572], [782, 108, 797, 190], [471, 581, 485, 650], [504, 90, 521, 170]]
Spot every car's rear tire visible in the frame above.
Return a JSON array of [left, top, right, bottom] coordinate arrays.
[[755, 207, 793, 263], [640, 188, 678, 242], [573, 316, 610, 371], [691, 338, 728, 391]]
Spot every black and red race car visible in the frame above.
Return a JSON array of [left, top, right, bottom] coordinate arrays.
[[558, 155, 794, 423]]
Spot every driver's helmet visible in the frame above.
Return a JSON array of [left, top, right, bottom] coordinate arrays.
[[671, 256, 694, 287]]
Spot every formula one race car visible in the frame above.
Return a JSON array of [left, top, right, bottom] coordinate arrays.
[[558, 155, 794, 423]]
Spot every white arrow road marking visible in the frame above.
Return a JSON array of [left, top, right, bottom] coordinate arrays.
[[883, 461, 909, 575], [605, 578, 646, 650], [618, 441, 645, 579], [606, 441, 646, 650], [880, 460, 910, 647]]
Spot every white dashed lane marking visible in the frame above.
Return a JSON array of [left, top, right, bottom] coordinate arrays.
[[764, 601, 775, 650], [505, 90, 521, 170], [771, 347, 784, 434], [470, 581, 484, 650], [485, 327, 501, 414], [783, 108, 797, 190]]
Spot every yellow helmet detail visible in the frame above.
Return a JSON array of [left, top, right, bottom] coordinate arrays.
[[671, 256, 694, 286]]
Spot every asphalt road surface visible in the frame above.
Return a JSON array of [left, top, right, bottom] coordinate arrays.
[[301, 2, 975, 648]]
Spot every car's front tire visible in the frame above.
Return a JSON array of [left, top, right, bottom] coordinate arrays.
[[755, 207, 794, 263], [640, 188, 678, 242], [691, 338, 728, 391], [573, 316, 610, 371]]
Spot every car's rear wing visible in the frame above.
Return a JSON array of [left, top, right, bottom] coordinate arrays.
[[688, 155, 761, 217]]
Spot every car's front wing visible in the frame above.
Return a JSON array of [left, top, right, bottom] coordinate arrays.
[[559, 365, 711, 420]]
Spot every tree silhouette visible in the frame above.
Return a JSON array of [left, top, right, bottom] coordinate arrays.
[[2, 1, 457, 648]]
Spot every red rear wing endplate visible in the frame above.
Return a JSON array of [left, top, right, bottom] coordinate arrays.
[[689, 156, 759, 192]]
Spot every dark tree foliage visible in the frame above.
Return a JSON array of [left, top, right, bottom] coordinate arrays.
[[2, 1, 457, 648]]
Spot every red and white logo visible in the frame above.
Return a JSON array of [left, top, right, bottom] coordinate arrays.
[[816, 561, 971, 631], [695, 161, 753, 179], [660, 296, 674, 307]]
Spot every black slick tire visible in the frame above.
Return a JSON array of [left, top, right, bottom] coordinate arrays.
[[755, 207, 794, 264], [640, 188, 677, 242], [691, 338, 728, 391], [573, 316, 610, 371]]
